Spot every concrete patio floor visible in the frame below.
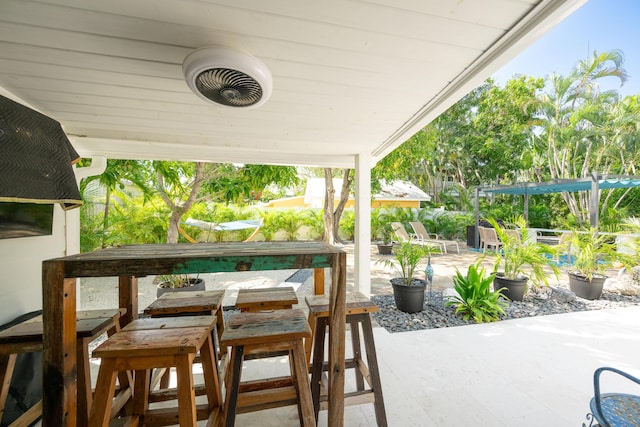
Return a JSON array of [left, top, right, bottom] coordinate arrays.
[[75, 243, 640, 426], [231, 305, 640, 427]]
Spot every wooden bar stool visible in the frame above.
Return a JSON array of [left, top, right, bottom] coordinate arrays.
[[143, 290, 225, 388], [0, 309, 126, 427], [221, 309, 314, 426], [89, 317, 222, 427], [121, 315, 222, 412], [143, 289, 225, 339], [235, 286, 298, 312], [305, 293, 387, 426]]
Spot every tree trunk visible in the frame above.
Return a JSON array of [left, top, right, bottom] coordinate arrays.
[[322, 169, 335, 245], [332, 169, 353, 243], [159, 162, 206, 244]]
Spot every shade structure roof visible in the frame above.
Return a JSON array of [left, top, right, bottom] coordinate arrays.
[[481, 176, 640, 196], [0, 0, 586, 169]]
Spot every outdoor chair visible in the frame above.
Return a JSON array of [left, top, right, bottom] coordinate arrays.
[[478, 226, 502, 253], [584, 366, 640, 427], [390, 222, 445, 254], [409, 221, 460, 254]]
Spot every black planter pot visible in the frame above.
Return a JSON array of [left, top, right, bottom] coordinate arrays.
[[493, 273, 528, 301], [391, 278, 426, 313], [377, 244, 393, 255], [568, 272, 607, 300], [156, 277, 206, 298]]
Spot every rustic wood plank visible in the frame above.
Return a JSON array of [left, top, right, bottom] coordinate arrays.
[[313, 268, 324, 295], [52, 242, 342, 277], [328, 251, 346, 427], [76, 336, 92, 427], [221, 310, 310, 347], [121, 316, 216, 332], [93, 328, 208, 358], [235, 287, 298, 312], [306, 292, 379, 317], [143, 290, 224, 316], [89, 358, 118, 427], [0, 354, 17, 419], [142, 403, 210, 426], [176, 354, 198, 426], [118, 276, 138, 327], [199, 335, 222, 410], [42, 261, 77, 427], [236, 387, 298, 411], [0, 316, 116, 343], [9, 399, 43, 427], [291, 339, 315, 426]]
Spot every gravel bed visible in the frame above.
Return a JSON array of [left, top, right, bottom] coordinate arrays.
[[371, 289, 640, 333]]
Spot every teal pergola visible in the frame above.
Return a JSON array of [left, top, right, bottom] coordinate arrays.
[[472, 174, 640, 246]]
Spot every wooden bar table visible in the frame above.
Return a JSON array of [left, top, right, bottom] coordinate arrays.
[[41, 241, 346, 427]]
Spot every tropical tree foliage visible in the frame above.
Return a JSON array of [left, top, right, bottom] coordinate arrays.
[[533, 50, 640, 225]]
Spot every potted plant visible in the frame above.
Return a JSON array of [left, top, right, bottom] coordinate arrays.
[[446, 261, 508, 323], [156, 273, 205, 297], [371, 208, 394, 255], [378, 241, 437, 313], [376, 226, 395, 255], [488, 216, 559, 301], [564, 227, 628, 300]]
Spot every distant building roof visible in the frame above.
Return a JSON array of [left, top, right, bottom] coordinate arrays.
[[304, 178, 430, 208]]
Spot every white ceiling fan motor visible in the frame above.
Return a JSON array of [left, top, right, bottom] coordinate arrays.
[[183, 46, 272, 108]]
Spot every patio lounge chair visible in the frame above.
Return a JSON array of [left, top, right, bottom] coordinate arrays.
[[409, 221, 460, 254], [478, 226, 502, 253], [585, 367, 640, 427], [390, 222, 445, 254]]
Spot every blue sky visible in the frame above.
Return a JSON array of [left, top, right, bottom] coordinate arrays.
[[492, 0, 640, 96]]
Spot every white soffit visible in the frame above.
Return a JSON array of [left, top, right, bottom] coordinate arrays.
[[0, 0, 586, 168]]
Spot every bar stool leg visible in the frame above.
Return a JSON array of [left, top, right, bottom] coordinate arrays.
[[175, 354, 197, 427], [76, 336, 93, 427], [132, 369, 150, 419], [0, 354, 16, 419], [224, 345, 245, 427], [348, 318, 365, 392], [89, 358, 118, 427], [291, 340, 315, 427], [305, 312, 317, 367], [199, 334, 222, 409], [359, 314, 387, 427], [310, 317, 327, 421]]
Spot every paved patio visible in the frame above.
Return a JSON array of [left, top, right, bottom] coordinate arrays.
[[75, 244, 640, 426]]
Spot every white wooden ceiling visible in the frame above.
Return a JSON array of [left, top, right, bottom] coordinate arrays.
[[0, 0, 585, 168]]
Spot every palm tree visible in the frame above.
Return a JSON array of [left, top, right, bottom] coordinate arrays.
[[534, 49, 637, 225]]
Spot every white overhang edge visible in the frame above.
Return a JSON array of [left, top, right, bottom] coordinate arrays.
[[371, 0, 587, 162]]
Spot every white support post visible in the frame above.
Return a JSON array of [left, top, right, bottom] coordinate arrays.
[[354, 153, 371, 296]]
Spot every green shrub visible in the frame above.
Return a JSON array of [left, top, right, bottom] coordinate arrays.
[[446, 261, 508, 323], [279, 209, 304, 241], [302, 209, 324, 240], [339, 210, 355, 241]]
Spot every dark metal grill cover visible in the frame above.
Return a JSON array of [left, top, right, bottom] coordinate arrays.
[[195, 68, 263, 107], [0, 95, 81, 210]]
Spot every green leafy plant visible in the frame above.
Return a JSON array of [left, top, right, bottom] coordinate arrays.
[[339, 209, 355, 241], [157, 274, 200, 289], [488, 216, 559, 287], [446, 261, 508, 323], [279, 209, 304, 241], [565, 227, 627, 280], [302, 209, 324, 240], [370, 207, 389, 241], [377, 241, 436, 285]]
